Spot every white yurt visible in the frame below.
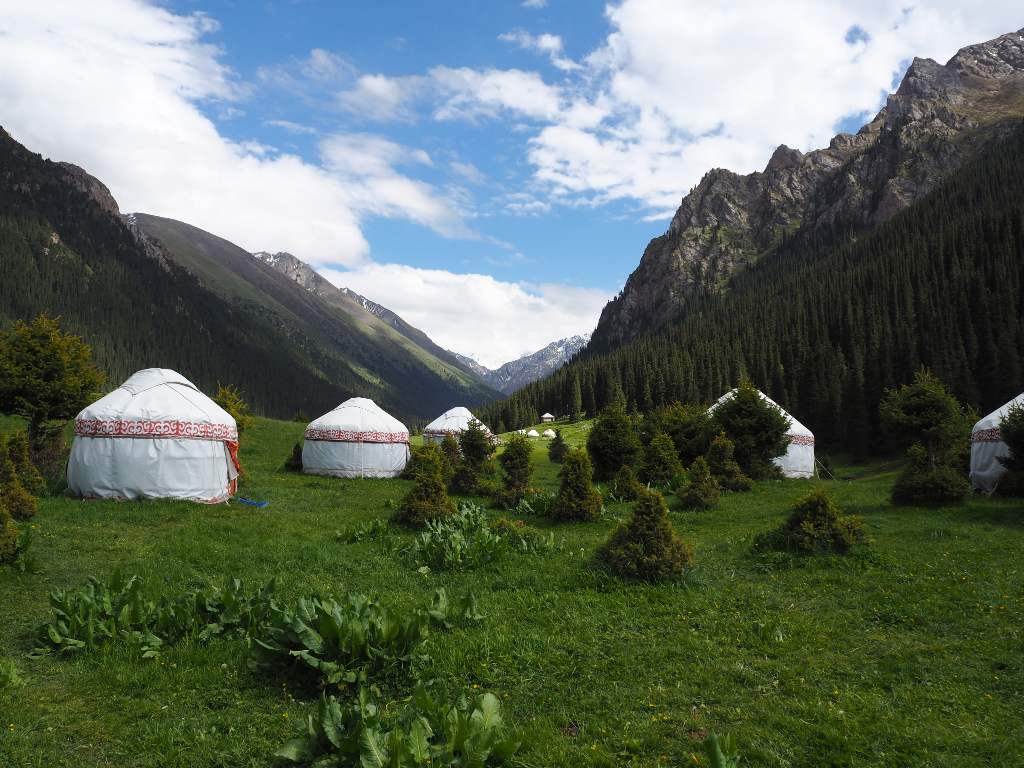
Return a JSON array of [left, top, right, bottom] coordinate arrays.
[[302, 398, 410, 478], [67, 368, 240, 502], [541, 413, 555, 423], [422, 406, 491, 445], [542, 428, 556, 438], [527, 429, 540, 438], [709, 388, 815, 478], [970, 392, 1023, 492]]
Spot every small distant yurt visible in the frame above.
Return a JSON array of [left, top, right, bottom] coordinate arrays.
[[303, 398, 409, 478], [67, 368, 240, 502], [541, 413, 555, 423], [527, 429, 540, 438], [709, 388, 815, 478], [970, 392, 1024, 492], [542, 428, 556, 438], [423, 407, 491, 445]]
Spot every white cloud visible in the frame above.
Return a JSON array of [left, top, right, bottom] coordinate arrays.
[[321, 263, 608, 368], [0, 1, 482, 267], [499, 29, 580, 71], [522, 0, 547, 8], [336, 73, 421, 121], [430, 66, 564, 121]]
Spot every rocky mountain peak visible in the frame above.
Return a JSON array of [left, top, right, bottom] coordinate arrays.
[[591, 27, 1024, 351]]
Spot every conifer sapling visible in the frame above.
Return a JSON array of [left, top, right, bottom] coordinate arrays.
[[551, 447, 602, 522], [598, 487, 693, 582], [677, 456, 720, 510]]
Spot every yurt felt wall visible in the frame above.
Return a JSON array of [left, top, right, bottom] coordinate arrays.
[[710, 388, 815, 479], [970, 392, 1024, 492], [302, 397, 410, 478], [67, 368, 239, 503]]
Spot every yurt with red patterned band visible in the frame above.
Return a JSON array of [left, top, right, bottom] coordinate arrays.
[[970, 392, 1023, 493], [302, 397, 410, 478], [709, 388, 815, 478], [422, 406, 491, 445], [67, 368, 240, 502]]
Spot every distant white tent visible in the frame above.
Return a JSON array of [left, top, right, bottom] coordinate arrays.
[[527, 429, 540, 438], [709, 388, 815, 479], [541, 413, 555, 423], [970, 392, 1023, 492], [542, 428, 556, 438], [303, 398, 410, 478], [67, 368, 239, 502], [422, 407, 491, 445]]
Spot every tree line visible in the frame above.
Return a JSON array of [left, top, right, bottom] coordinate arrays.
[[480, 122, 1024, 454]]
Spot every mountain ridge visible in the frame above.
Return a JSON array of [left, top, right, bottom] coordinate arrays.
[[451, 334, 590, 394], [590, 27, 1024, 351]]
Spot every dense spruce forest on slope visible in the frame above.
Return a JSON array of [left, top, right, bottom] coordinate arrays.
[[0, 129, 496, 423], [480, 122, 1024, 453]]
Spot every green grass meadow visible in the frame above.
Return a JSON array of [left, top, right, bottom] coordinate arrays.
[[1, 417, 1023, 767]]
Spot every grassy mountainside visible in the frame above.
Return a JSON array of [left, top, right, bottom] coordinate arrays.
[[1, 418, 1021, 766], [0, 128, 496, 423], [134, 214, 497, 418]]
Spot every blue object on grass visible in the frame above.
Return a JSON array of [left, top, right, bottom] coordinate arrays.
[[236, 497, 269, 508]]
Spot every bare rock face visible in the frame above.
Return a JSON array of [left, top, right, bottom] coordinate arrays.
[[57, 162, 120, 218], [591, 28, 1024, 350]]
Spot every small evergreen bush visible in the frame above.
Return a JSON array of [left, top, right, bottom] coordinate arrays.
[[586, 402, 641, 481], [0, 502, 18, 563], [3, 476, 37, 521], [440, 434, 461, 484], [213, 383, 254, 432], [891, 443, 969, 505], [597, 487, 693, 582], [394, 445, 457, 527], [497, 433, 532, 507], [711, 381, 789, 479], [547, 429, 568, 464], [706, 434, 753, 491], [643, 403, 716, 465], [551, 448, 602, 522], [677, 456, 720, 510], [996, 402, 1024, 495], [284, 442, 303, 472], [640, 431, 684, 487], [754, 488, 866, 554], [5, 431, 46, 496], [611, 464, 642, 501]]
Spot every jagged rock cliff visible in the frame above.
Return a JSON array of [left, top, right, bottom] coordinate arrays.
[[591, 28, 1024, 350], [454, 334, 590, 395]]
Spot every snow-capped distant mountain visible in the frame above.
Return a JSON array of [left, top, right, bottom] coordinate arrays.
[[454, 334, 590, 395]]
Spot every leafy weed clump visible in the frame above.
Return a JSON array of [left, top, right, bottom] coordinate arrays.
[[277, 685, 519, 767], [597, 487, 694, 582], [489, 517, 560, 555], [248, 588, 482, 690], [34, 574, 276, 658], [754, 488, 867, 555], [413, 503, 505, 571]]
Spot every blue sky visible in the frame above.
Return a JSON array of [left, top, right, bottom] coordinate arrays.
[[1, 1, 1020, 365]]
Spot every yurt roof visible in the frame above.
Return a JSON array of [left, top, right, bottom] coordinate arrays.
[[710, 388, 813, 438], [305, 397, 408, 443], [423, 406, 490, 435], [542, 412, 554, 417], [542, 429, 556, 437], [973, 392, 1024, 433], [74, 368, 236, 439], [527, 429, 540, 437]]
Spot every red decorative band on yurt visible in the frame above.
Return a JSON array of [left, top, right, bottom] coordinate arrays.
[[971, 427, 1002, 443], [304, 428, 410, 444], [75, 418, 239, 441], [786, 434, 815, 446]]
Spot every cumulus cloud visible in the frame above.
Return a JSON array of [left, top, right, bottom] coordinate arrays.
[[336, 73, 422, 121], [321, 263, 608, 368], [0, 1, 474, 266], [499, 29, 580, 71]]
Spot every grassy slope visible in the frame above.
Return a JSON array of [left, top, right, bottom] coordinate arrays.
[[1, 418, 1022, 767]]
